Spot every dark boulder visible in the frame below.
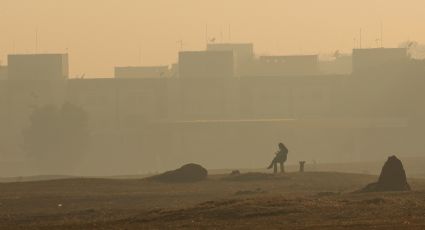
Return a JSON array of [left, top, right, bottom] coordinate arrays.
[[230, 170, 241, 176], [149, 163, 208, 183], [361, 156, 411, 192]]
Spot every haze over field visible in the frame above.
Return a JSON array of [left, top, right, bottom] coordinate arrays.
[[3, 1, 425, 229], [1, 0, 425, 76]]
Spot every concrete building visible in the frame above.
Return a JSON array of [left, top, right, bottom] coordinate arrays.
[[3, 48, 425, 175], [207, 43, 254, 76], [352, 48, 408, 74], [247, 55, 319, 76], [169, 63, 179, 78], [8, 54, 68, 80], [3, 54, 68, 165], [0, 78, 9, 160], [179, 51, 234, 78], [6, 54, 68, 108], [0, 66, 7, 80], [207, 43, 254, 59], [319, 55, 352, 75], [114, 66, 170, 79]]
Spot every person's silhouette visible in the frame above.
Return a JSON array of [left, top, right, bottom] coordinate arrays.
[[267, 143, 289, 173]]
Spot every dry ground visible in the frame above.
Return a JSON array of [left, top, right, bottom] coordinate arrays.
[[1, 172, 425, 229]]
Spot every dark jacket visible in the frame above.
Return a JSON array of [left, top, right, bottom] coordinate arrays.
[[274, 146, 288, 163]]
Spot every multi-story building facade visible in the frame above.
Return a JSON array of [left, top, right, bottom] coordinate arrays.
[[1, 47, 424, 175]]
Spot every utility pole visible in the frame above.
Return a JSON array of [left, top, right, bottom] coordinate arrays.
[[380, 21, 384, 48], [220, 26, 223, 43], [228, 24, 231, 42], [359, 29, 362, 49], [35, 28, 38, 54], [177, 40, 184, 51], [138, 47, 142, 65], [205, 24, 208, 47]]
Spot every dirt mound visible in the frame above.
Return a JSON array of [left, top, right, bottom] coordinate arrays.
[[230, 170, 241, 176], [361, 156, 411, 192], [149, 164, 208, 183], [223, 172, 280, 181]]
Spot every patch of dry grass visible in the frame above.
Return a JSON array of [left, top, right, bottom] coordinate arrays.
[[1, 172, 424, 229]]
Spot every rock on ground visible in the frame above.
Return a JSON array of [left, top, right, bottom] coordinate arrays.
[[149, 163, 208, 183], [361, 156, 411, 192]]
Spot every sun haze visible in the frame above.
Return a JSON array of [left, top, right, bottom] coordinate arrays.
[[1, 0, 424, 77]]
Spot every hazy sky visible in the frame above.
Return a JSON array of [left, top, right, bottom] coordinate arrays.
[[1, 0, 424, 77]]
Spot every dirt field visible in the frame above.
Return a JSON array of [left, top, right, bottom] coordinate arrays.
[[1, 172, 425, 229]]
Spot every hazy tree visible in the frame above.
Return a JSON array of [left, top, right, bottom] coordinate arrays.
[[399, 40, 425, 59], [22, 102, 90, 173]]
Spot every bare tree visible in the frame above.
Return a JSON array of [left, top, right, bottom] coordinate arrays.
[[23, 102, 90, 173]]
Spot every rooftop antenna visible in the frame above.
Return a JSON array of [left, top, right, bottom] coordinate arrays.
[[228, 24, 231, 42], [380, 21, 384, 48], [375, 38, 380, 48], [220, 26, 223, 43], [138, 47, 142, 65], [177, 40, 184, 50], [359, 28, 362, 49], [364, 29, 367, 48], [205, 24, 208, 46], [35, 28, 38, 54]]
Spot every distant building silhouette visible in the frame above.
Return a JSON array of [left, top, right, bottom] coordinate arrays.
[[319, 55, 352, 75], [352, 48, 408, 74], [206, 43, 254, 61], [170, 63, 179, 78], [179, 51, 234, 78], [114, 66, 170, 79], [2, 54, 68, 160], [247, 55, 319, 76], [2, 46, 425, 173], [8, 54, 68, 80], [0, 65, 7, 80], [207, 43, 254, 76]]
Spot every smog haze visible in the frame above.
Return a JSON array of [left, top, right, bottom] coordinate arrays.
[[1, 0, 424, 76]]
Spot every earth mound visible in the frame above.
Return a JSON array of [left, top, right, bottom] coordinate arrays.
[[148, 163, 208, 183], [360, 156, 411, 192]]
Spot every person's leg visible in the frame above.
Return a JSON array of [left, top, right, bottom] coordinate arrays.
[[273, 162, 277, 174], [267, 160, 274, 169], [280, 162, 284, 173]]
